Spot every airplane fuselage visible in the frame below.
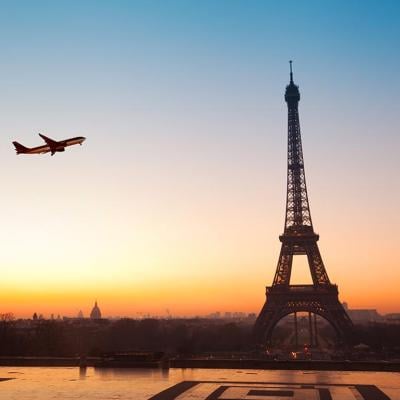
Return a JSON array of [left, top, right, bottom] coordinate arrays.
[[49, 137, 85, 153]]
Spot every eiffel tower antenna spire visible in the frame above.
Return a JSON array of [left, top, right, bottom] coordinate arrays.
[[289, 60, 293, 83]]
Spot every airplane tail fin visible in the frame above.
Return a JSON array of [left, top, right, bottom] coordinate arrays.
[[12, 141, 29, 154]]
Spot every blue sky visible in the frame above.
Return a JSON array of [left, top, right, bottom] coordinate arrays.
[[0, 1, 399, 316]]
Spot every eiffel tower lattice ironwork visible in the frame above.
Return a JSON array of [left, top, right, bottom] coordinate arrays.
[[254, 62, 354, 346]]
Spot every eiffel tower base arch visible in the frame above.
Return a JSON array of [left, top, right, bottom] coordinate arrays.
[[254, 284, 354, 347]]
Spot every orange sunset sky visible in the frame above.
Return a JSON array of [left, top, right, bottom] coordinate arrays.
[[1, 2, 399, 318]]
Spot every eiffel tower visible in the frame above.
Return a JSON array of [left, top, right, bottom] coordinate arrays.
[[254, 62, 353, 346]]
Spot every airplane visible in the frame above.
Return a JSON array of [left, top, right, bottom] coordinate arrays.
[[13, 133, 86, 156]]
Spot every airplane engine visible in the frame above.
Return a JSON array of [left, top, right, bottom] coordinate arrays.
[[56, 147, 65, 152]]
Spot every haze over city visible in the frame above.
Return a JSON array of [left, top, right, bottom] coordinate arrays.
[[1, 0, 399, 318]]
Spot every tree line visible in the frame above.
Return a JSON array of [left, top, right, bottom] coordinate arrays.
[[1, 314, 399, 357]]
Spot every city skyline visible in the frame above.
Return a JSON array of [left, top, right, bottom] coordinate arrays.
[[1, 1, 400, 318]]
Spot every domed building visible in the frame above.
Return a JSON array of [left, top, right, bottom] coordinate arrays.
[[90, 301, 102, 319]]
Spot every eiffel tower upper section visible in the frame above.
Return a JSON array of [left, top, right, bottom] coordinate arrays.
[[284, 61, 313, 234]]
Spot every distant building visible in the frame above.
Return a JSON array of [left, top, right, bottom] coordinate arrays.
[[343, 302, 382, 324], [90, 301, 102, 319], [232, 312, 246, 319], [77, 310, 84, 319], [348, 309, 382, 323], [384, 313, 400, 324]]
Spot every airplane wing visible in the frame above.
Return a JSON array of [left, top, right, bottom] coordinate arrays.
[[38, 133, 59, 146]]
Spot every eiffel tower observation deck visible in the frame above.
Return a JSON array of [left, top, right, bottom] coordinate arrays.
[[254, 62, 354, 347]]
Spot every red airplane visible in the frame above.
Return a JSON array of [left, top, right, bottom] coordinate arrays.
[[13, 133, 86, 156]]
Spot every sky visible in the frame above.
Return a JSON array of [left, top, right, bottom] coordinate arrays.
[[0, 0, 399, 318]]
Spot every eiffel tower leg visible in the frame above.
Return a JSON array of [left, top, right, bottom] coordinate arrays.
[[306, 242, 330, 285], [314, 313, 319, 347], [273, 244, 293, 286], [308, 312, 313, 347]]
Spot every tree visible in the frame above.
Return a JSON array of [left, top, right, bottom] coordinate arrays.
[[0, 313, 15, 322]]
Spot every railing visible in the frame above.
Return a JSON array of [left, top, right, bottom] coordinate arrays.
[[268, 284, 337, 293]]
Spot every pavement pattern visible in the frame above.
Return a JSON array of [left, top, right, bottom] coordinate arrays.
[[149, 381, 392, 400]]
